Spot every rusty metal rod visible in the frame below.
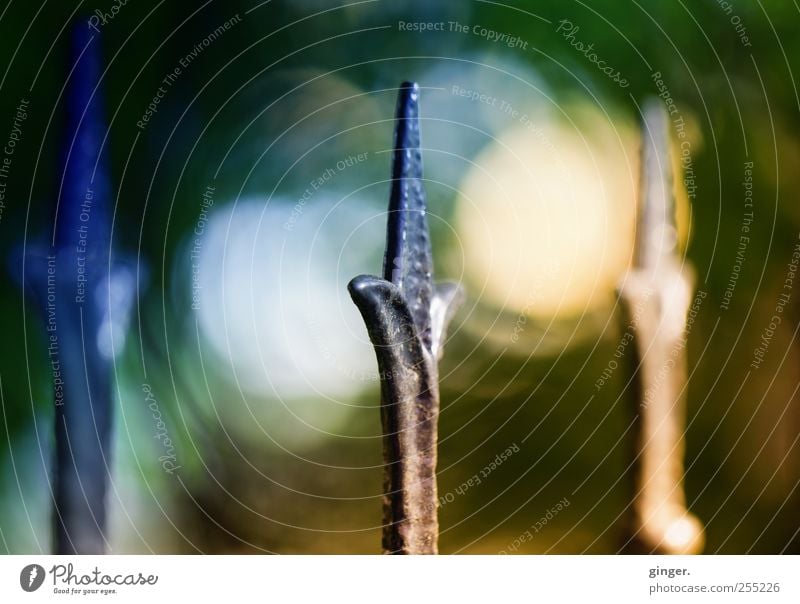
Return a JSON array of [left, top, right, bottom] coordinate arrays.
[[349, 82, 462, 554], [619, 98, 704, 555]]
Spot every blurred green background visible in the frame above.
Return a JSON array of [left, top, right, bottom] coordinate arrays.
[[1, 0, 799, 553]]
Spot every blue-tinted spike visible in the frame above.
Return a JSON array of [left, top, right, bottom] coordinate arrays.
[[55, 24, 111, 253], [16, 21, 136, 555], [383, 81, 433, 350]]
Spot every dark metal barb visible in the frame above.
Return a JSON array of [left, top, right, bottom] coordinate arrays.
[[619, 98, 704, 555], [383, 81, 435, 351], [348, 82, 463, 554], [18, 23, 135, 554]]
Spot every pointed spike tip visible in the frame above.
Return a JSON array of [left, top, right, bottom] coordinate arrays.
[[381, 81, 433, 348], [635, 97, 676, 270], [56, 19, 112, 250], [394, 82, 420, 157], [398, 81, 419, 98]]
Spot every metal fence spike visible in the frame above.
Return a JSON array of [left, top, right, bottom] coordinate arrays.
[[619, 98, 704, 555], [349, 82, 463, 554], [18, 23, 135, 554]]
